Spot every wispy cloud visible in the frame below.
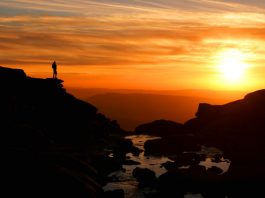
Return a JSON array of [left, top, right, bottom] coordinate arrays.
[[0, 0, 265, 89]]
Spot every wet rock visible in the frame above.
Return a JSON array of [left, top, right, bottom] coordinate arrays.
[[206, 166, 223, 176], [175, 153, 202, 167], [157, 165, 211, 196], [113, 139, 142, 160], [132, 167, 157, 187], [144, 136, 200, 156], [188, 165, 207, 177], [161, 161, 177, 171], [103, 189, 125, 198], [212, 154, 223, 163], [158, 170, 188, 197], [92, 155, 122, 181], [131, 146, 143, 156]]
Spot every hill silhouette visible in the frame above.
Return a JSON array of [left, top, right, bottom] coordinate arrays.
[[133, 89, 265, 196], [87, 93, 237, 131], [68, 87, 245, 100], [186, 89, 265, 178], [0, 66, 126, 197], [135, 119, 184, 136]]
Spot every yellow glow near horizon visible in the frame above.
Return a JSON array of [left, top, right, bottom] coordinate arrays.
[[217, 49, 250, 85]]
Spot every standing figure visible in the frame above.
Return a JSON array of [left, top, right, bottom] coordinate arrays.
[[52, 61, 57, 78]]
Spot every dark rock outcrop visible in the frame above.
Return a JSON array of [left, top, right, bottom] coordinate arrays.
[[180, 89, 265, 195], [112, 139, 142, 161], [135, 119, 184, 136], [144, 136, 200, 156], [132, 167, 157, 187], [158, 165, 227, 197], [137, 89, 265, 196], [0, 66, 125, 197], [103, 189, 125, 198], [187, 89, 265, 177], [206, 166, 223, 176]]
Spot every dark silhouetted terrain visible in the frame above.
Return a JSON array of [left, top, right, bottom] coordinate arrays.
[[86, 93, 244, 131], [187, 90, 265, 178], [68, 87, 245, 100], [132, 89, 265, 197], [0, 66, 131, 198], [3, 66, 265, 198]]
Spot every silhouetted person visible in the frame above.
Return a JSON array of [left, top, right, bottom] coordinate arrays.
[[52, 61, 57, 78]]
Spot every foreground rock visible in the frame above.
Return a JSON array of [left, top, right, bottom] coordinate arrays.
[[103, 189, 125, 198], [186, 89, 265, 178], [0, 66, 125, 197], [112, 138, 142, 161], [157, 165, 228, 197], [153, 89, 265, 196], [132, 89, 265, 197], [144, 136, 200, 156], [132, 167, 157, 187]]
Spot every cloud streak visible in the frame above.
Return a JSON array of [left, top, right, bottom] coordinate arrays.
[[0, 0, 265, 90]]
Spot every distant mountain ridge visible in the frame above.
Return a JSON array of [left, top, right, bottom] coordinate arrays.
[[86, 92, 242, 131], [68, 87, 246, 100]]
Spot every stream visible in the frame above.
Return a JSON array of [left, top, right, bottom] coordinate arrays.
[[103, 135, 230, 198]]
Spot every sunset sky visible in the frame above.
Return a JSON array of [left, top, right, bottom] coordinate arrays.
[[1, 0, 265, 90]]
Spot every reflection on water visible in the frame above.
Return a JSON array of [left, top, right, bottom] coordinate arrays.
[[103, 135, 230, 198], [104, 135, 172, 198], [125, 135, 173, 177], [198, 145, 230, 173], [200, 158, 230, 172]]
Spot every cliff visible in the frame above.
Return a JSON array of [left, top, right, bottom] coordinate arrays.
[[0, 66, 124, 197], [186, 89, 265, 178]]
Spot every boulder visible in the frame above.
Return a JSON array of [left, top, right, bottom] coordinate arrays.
[[112, 139, 142, 160], [104, 189, 125, 198], [206, 166, 223, 176], [132, 167, 157, 187], [183, 89, 265, 193], [144, 136, 200, 156], [135, 119, 184, 136], [0, 66, 126, 197], [161, 161, 177, 171], [175, 153, 203, 167]]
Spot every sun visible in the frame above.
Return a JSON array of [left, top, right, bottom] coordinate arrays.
[[217, 49, 249, 84]]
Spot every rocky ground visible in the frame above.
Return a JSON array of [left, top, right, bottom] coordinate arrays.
[[0, 66, 139, 198], [2, 66, 265, 198], [132, 89, 265, 197]]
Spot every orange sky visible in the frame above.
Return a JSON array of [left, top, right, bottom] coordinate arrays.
[[1, 0, 265, 91]]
